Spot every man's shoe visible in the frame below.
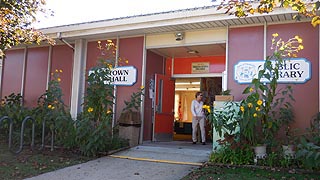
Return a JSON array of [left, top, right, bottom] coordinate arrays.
[[202, 142, 206, 145], [192, 142, 196, 144]]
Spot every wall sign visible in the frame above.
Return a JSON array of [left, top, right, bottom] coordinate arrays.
[[192, 62, 209, 73], [89, 66, 137, 86], [234, 58, 311, 84]]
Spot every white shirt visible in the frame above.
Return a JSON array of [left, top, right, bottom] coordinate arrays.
[[191, 100, 204, 117]]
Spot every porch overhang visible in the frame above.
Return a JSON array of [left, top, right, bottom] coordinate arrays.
[[40, 5, 310, 41]]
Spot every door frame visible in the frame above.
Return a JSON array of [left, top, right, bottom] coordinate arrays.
[[151, 73, 225, 141]]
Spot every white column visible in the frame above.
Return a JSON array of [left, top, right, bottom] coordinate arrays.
[[70, 39, 87, 119], [139, 34, 147, 144], [223, 25, 229, 91], [21, 47, 28, 101], [46, 46, 52, 90]]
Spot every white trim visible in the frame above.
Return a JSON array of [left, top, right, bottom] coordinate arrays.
[[40, 6, 299, 39], [21, 47, 27, 100], [223, 25, 229, 91], [171, 57, 174, 77], [172, 73, 222, 78], [46, 46, 52, 90], [112, 37, 119, 132], [146, 40, 227, 50], [139, 34, 147, 144], [264, 22, 267, 60], [70, 39, 87, 119]]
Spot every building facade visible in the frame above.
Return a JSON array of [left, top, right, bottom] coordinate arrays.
[[1, 6, 319, 143]]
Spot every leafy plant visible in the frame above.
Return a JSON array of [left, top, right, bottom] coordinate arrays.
[[209, 134, 254, 165], [295, 113, 320, 170], [0, 93, 33, 146], [206, 101, 240, 137], [122, 87, 144, 113], [75, 40, 129, 156], [0, 0, 54, 58], [221, 89, 231, 95], [238, 34, 301, 146], [34, 69, 75, 148]]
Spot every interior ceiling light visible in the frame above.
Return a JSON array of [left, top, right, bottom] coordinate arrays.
[[175, 87, 200, 91], [187, 50, 199, 54], [175, 82, 200, 85]]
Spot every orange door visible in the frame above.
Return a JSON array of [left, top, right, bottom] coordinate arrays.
[[153, 74, 175, 141]]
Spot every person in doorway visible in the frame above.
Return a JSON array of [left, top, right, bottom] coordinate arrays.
[[191, 92, 206, 145]]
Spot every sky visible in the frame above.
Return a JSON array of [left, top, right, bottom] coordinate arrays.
[[34, 0, 216, 28]]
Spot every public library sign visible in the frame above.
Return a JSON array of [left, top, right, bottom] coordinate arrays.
[[234, 58, 311, 84]]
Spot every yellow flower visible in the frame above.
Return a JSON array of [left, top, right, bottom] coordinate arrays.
[[48, 104, 52, 109], [257, 99, 263, 106], [249, 87, 254, 92], [57, 78, 61, 82], [240, 106, 244, 112], [51, 106, 55, 110], [295, 35, 303, 43], [107, 39, 113, 43], [253, 113, 257, 117], [255, 107, 261, 111], [88, 107, 93, 113], [140, 86, 144, 90], [249, 8, 254, 14], [202, 105, 211, 113], [55, 69, 58, 72], [125, 60, 129, 64], [247, 103, 253, 108], [298, 44, 304, 50], [272, 33, 279, 37], [59, 69, 63, 73], [106, 110, 112, 114]]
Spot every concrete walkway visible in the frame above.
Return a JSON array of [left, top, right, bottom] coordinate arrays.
[[25, 141, 212, 180]]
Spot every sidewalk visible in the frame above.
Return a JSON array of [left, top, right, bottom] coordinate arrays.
[[25, 141, 212, 180]]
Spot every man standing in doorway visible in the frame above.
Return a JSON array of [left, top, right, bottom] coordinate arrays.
[[191, 92, 206, 145]]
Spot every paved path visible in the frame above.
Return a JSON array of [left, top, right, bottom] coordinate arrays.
[[25, 141, 212, 180]]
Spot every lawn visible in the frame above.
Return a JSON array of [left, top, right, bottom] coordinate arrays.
[[1, 141, 319, 180], [182, 164, 320, 180], [0, 142, 92, 180]]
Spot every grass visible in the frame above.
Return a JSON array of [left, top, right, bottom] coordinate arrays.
[[1, 139, 319, 180], [181, 164, 320, 180], [0, 143, 92, 180]]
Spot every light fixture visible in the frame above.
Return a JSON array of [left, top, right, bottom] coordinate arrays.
[[187, 50, 199, 54], [175, 81, 200, 85], [175, 32, 184, 41], [175, 87, 200, 91]]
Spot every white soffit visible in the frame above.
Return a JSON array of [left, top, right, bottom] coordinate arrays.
[[146, 28, 227, 48], [40, 5, 308, 41]]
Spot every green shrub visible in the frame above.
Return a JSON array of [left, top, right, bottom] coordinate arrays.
[[34, 69, 76, 148], [209, 135, 254, 165]]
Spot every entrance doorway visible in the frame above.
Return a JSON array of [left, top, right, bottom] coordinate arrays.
[[173, 77, 222, 141], [147, 43, 226, 142]]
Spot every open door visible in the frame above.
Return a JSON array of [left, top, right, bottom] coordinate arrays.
[[153, 74, 175, 141]]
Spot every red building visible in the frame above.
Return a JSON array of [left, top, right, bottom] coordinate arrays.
[[1, 6, 319, 144]]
